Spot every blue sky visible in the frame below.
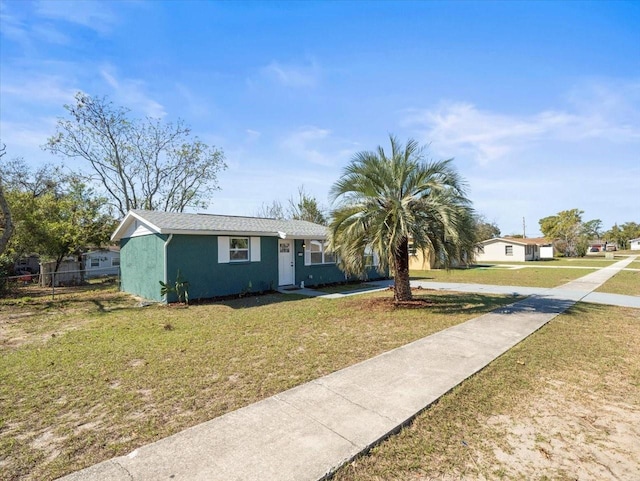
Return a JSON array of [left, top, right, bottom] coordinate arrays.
[[1, 0, 639, 236]]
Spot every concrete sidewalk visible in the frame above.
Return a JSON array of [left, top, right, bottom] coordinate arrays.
[[411, 281, 640, 309], [60, 257, 636, 481]]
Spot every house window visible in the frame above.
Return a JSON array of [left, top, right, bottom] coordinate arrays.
[[305, 240, 335, 265], [112, 257, 120, 267], [90, 258, 100, 267], [218, 236, 260, 263], [230, 237, 249, 262], [505, 245, 513, 256], [364, 246, 378, 267], [408, 242, 417, 256]]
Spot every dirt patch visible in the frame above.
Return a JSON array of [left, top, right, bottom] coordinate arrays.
[[483, 383, 640, 480]]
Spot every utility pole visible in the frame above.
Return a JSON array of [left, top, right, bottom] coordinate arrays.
[[523, 217, 526, 239]]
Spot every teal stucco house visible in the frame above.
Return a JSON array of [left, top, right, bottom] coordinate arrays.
[[111, 210, 384, 302]]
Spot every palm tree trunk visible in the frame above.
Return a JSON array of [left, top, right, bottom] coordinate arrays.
[[394, 238, 412, 302]]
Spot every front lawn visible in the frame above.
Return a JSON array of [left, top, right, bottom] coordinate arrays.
[[626, 260, 640, 269], [595, 270, 640, 296], [0, 285, 518, 481], [411, 267, 595, 288], [333, 303, 640, 480], [487, 258, 617, 267]]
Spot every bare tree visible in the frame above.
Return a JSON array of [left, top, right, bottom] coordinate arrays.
[[0, 143, 14, 256], [255, 200, 285, 219], [45, 92, 226, 217], [288, 186, 327, 225], [256, 186, 327, 224]]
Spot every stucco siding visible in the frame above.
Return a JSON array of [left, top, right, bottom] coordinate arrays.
[[120, 234, 166, 301], [166, 235, 278, 300]]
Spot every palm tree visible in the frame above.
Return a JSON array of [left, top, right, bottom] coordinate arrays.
[[328, 135, 475, 302]]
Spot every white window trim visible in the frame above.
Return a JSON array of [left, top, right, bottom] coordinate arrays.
[[218, 236, 260, 263], [505, 245, 514, 256], [229, 237, 250, 262], [304, 239, 336, 266]]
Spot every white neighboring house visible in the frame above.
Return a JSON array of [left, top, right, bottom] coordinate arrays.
[[630, 237, 640, 251], [475, 237, 552, 262], [82, 248, 121, 278]]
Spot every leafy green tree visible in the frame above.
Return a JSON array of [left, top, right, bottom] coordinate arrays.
[[0, 143, 13, 257], [328, 136, 474, 302], [5, 165, 116, 273], [473, 214, 500, 242], [539, 209, 585, 257], [604, 222, 640, 250], [582, 219, 603, 239], [45, 92, 226, 217]]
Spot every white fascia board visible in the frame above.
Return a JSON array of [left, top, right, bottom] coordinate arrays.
[[111, 211, 163, 241]]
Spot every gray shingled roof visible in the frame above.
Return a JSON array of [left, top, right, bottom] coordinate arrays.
[[127, 209, 328, 238]]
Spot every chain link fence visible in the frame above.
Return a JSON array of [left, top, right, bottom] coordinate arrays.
[[1, 267, 120, 300]]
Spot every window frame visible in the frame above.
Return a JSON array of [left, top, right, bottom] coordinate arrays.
[[305, 239, 336, 265], [90, 257, 100, 268], [364, 246, 379, 268], [505, 245, 514, 256], [229, 237, 250, 262]]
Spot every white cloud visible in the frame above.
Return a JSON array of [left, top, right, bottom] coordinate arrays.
[[100, 66, 166, 118], [280, 126, 357, 167], [404, 80, 640, 166], [260, 60, 321, 88], [245, 129, 261, 142], [175, 83, 210, 118], [35, 0, 119, 35], [0, 75, 78, 105], [0, 118, 63, 166]]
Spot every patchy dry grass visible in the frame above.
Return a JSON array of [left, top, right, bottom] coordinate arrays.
[[411, 266, 595, 288], [596, 270, 640, 296], [0, 285, 518, 481], [333, 304, 640, 481]]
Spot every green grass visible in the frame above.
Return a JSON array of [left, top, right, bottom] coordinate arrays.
[[333, 304, 640, 480], [0, 285, 519, 481], [595, 270, 640, 296], [626, 260, 640, 269], [486, 258, 617, 267], [411, 267, 595, 288]]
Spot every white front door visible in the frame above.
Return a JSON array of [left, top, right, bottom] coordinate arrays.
[[278, 240, 295, 286]]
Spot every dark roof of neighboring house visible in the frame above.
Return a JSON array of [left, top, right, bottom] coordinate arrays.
[[111, 209, 329, 241]]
